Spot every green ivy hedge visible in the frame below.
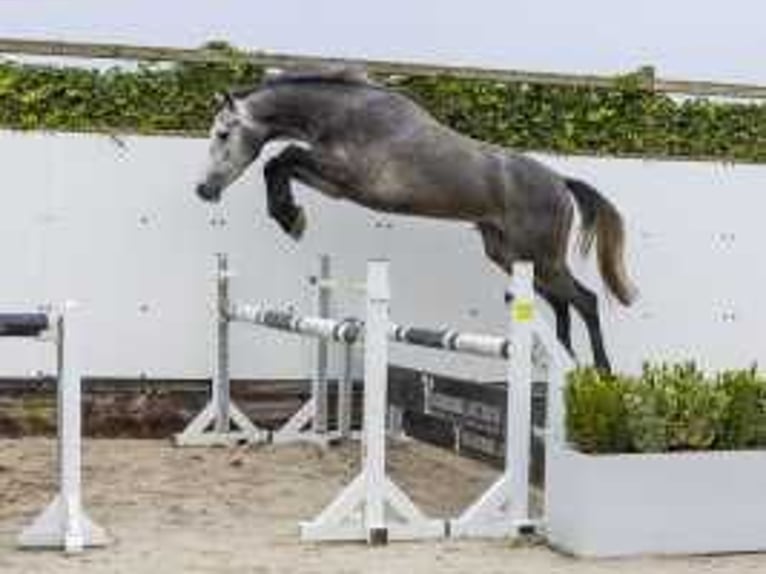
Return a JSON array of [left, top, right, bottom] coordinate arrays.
[[566, 363, 766, 454], [0, 45, 764, 162]]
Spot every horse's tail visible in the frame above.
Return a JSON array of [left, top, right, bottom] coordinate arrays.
[[564, 177, 637, 306]]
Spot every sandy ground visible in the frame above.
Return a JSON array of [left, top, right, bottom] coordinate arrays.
[[2, 439, 766, 574]]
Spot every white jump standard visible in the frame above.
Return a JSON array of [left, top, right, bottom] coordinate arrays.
[[301, 260, 570, 542], [180, 253, 568, 543], [300, 260, 445, 543], [9, 310, 109, 553], [175, 254, 354, 446], [175, 254, 269, 446]]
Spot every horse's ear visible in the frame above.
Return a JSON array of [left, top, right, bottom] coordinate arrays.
[[214, 91, 235, 109]]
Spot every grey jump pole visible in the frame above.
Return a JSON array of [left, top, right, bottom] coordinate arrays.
[[16, 306, 109, 553]]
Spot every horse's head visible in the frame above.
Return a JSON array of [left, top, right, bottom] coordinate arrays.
[[195, 91, 269, 203]]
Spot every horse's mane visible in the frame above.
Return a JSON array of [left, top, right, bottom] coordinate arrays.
[[229, 66, 375, 100], [262, 66, 374, 88]]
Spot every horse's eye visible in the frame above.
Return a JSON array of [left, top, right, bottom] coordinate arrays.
[[217, 131, 230, 142]]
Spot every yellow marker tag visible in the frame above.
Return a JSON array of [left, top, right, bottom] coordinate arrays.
[[512, 299, 534, 323]]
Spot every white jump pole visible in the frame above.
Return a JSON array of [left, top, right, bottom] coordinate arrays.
[[300, 259, 445, 543], [450, 261, 535, 538], [18, 308, 109, 552]]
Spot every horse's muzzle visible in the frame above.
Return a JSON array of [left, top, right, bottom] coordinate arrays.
[[196, 183, 221, 203]]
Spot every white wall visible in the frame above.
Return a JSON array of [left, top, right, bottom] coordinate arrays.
[[0, 129, 763, 380]]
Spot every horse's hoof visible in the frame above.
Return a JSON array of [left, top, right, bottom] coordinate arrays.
[[289, 207, 307, 241]]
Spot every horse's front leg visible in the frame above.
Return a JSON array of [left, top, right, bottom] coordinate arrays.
[[263, 145, 357, 240], [263, 146, 309, 240]]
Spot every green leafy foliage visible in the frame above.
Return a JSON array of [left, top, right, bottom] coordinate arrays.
[[564, 368, 631, 454], [566, 363, 766, 454], [0, 43, 263, 134], [717, 368, 766, 449], [0, 46, 764, 162]]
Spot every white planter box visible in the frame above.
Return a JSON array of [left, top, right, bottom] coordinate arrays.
[[546, 446, 766, 557]]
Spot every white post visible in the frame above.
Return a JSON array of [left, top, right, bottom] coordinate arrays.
[[363, 259, 390, 544], [19, 307, 109, 552], [300, 260, 444, 543], [59, 314, 84, 551], [450, 261, 535, 538], [174, 254, 268, 446], [338, 342, 354, 439], [312, 254, 331, 435], [214, 252, 231, 434], [272, 254, 337, 445], [507, 262, 534, 530]]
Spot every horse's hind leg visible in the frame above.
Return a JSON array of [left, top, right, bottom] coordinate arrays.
[[535, 284, 573, 355], [541, 268, 611, 372], [477, 223, 574, 357]]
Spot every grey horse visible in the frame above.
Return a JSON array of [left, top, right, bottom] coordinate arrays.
[[195, 68, 635, 372]]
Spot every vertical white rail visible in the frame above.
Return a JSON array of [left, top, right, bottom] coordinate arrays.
[[19, 307, 109, 552], [507, 262, 534, 529], [338, 342, 354, 439], [174, 254, 268, 446], [214, 252, 231, 434], [59, 313, 84, 551], [300, 259, 444, 543], [363, 259, 390, 544], [450, 261, 535, 538], [312, 254, 331, 435]]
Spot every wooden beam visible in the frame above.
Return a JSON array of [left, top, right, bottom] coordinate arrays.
[[0, 37, 764, 100]]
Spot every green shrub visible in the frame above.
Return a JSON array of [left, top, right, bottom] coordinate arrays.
[[565, 363, 766, 454], [565, 368, 631, 454], [717, 367, 766, 449]]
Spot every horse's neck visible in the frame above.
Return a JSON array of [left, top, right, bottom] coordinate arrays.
[[258, 87, 348, 143]]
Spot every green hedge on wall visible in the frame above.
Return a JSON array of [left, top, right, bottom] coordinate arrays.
[[0, 46, 764, 162]]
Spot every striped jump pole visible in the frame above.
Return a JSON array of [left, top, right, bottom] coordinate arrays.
[[17, 306, 109, 553], [229, 306, 513, 360]]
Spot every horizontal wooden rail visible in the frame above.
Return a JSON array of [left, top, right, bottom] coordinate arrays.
[[1, 37, 765, 100]]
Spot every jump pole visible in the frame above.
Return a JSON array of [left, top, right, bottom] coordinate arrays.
[[17, 307, 109, 552], [300, 259, 445, 543]]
